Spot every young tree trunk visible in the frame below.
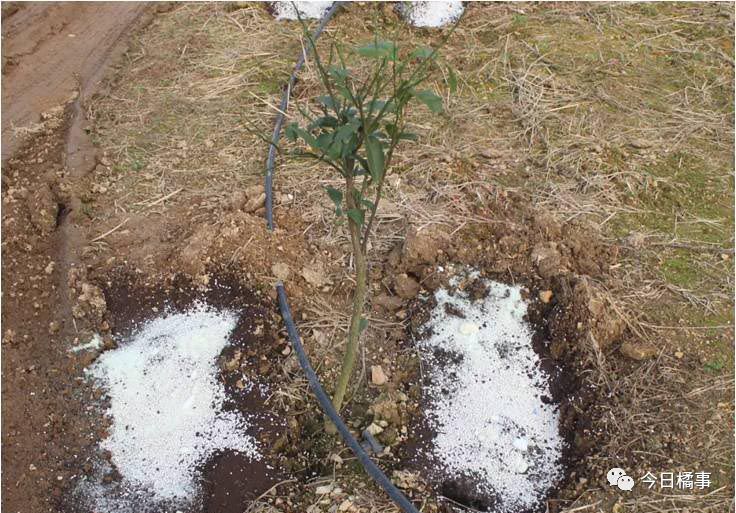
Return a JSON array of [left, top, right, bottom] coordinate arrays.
[[330, 213, 367, 415]]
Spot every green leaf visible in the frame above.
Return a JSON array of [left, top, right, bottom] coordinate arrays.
[[314, 132, 334, 152], [316, 95, 340, 111], [325, 186, 342, 207], [358, 317, 369, 333], [287, 125, 317, 149], [334, 124, 356, 144], [365, 135, 385, 182], [356, 40, 397, 60], [447, 65, 458, 93], [309, 116, 338, 130], [325, 187, 343, 216], [346, 208, 364, 226], [414, 89, 444, 113], [328, 66, 350, 83], [285, 122, 299, 141], [411, 46, 433, 59]]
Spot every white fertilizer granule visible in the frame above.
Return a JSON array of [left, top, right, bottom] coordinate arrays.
[[272, 1, 334, 20], [86, 304, 261, 509], [418, 276, 564, 512], [400, 1, 465, 28], [69, 333, 103, 353]]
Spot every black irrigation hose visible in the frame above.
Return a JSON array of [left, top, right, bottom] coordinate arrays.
[[264, 5, 421, 513], [265, 2, 341, 231], [276, 284, 420, 513]]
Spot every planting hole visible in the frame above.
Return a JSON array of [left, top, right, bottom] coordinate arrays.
[[70, 278, 282, 513], [411, 272, 570, 513]]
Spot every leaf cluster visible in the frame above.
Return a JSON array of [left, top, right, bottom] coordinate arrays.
[[284, 24, 457, 248]]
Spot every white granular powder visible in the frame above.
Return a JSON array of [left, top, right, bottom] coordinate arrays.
[[400, 1, 464, 28], [418, 277, 564, 512], [87, 304, 260, 508], [272, 1, 334, 20]]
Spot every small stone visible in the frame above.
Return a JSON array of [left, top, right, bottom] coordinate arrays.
[[244, 184, 265, 199], [538, 290, 553, 303], [393, 273, 420, 299], [674, 351, 684, 359], [315, 484, 333, 495], [48, 321, 60, 334], [371, 365, 388, 386], [44, 261, 55, 275], [512, 456, 529, 474], [29, 464, 37, 471], [366, 422, 384, 435], [372, 294, 403, 311], [228, 191, 246, 211], [620, 341, 658, 361], [102, 336, 117, 351], [224, 350, 242, 371], [271, 262, 290, 281], [244, 192, 266, 213], [301, 263, 327, 287]]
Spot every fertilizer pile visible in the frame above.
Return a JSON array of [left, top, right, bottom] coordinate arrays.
[[271, 1, 334, 20], [399, 1, 465, 27], [271, 1, 465, 28], [416, 274, 564, 512], [77, 304, 262, 512]]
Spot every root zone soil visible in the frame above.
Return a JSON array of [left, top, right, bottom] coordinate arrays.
[[401, 269, 593, 513], [61, 271, 289, 513]]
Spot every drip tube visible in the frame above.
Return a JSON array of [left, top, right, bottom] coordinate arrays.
[[263, 4, 421, 513], [265, 2, 341, 231]]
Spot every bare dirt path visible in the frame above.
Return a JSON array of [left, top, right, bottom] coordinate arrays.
[[1, 1, 148, 162], [2, 4, 154, 513]]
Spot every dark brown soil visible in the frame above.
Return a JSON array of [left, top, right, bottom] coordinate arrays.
[[57, 270, 287, 513]]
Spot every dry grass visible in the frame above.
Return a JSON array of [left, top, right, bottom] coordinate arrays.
[[87, 2, 734, 512]]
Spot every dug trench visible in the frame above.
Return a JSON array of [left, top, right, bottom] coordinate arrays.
[[59, 271, 289, 513], [398, 268, 596, 513]]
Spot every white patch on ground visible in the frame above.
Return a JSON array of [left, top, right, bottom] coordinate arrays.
[[418, 275, 564, 512], [70, 333, 103, 352], [82, 303, 261, 511], [400, 1, 464, 28], [272, 1, 334, 20]]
